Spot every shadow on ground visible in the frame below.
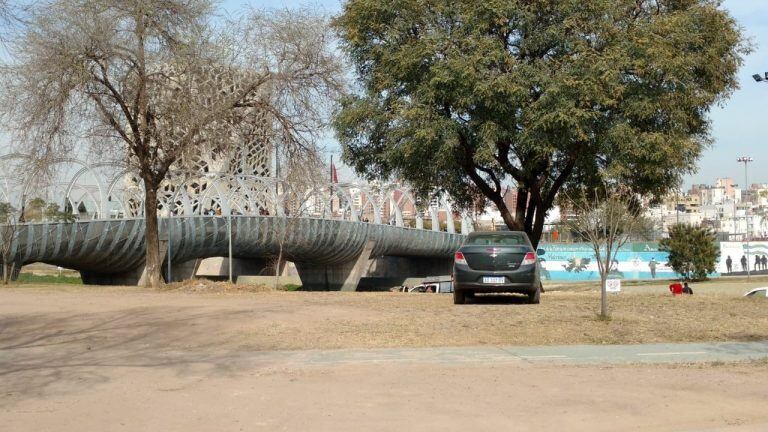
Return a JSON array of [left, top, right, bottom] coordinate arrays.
[[465, 294, 531, 305], [0, 307, 257, 406]]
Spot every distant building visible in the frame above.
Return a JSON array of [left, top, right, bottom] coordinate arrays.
[[663, 193, 700, 214]]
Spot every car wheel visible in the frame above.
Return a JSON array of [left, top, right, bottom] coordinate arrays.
[[527, 283, 541, 304], [453, 289, 466, 305]]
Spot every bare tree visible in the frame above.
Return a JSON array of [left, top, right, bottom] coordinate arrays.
[[0, 1, 25, 43], [1, 1, 344, 287], [0, 0, 16, 34], [563, 186, 651, 318], [0, 1, 13, 26], [267, 161, 325, 289], [0, 202, 17, 284]]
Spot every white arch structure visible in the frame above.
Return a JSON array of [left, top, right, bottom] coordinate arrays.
[[0, 154, 475, 235]]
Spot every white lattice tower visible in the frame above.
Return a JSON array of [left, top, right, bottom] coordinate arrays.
[[123, 63, 276, 215]]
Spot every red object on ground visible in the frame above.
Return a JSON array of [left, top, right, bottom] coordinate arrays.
[[669, 283, 683, 296]]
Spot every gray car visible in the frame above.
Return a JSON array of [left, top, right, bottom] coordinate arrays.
[[452, 231, 544, 304]]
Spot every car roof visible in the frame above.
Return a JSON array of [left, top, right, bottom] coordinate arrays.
[[744, 287, 768, 295]]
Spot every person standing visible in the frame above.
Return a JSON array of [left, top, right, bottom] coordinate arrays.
[[741, 255, 748, 272], [682, 282, 693, 295], [726, 255, 733, 273], [648, 258, 657, 279], [762, 255, 768, 271]]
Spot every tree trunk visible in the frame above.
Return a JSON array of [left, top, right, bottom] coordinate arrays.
[[274, 246, 283, 290], [2, 259, 8, 285], [509, 186, 547, 248], [600, 275, 608, 318], [515, 188, 528, 224], [143, 184, 163, 288], [530, 204, 548, 249]]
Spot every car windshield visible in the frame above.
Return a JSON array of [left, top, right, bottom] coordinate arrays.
[[467, 234, 527, 246]]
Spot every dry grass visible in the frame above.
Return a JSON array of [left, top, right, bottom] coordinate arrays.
[[160, 279, 277, 293], [2, 279, 768, 351], [225, 289, 768, 350]]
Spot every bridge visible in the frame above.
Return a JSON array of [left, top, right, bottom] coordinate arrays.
[[0, 154, 470, 290]]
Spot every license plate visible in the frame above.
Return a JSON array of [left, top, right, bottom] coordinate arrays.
[[483, 276, 505, 284]]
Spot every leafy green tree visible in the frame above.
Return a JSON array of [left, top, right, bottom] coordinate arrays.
[[333, 0, 748, 247], [20, 198, 75, 222], [23, 197, 47, 221], [659, 224, 719, 281], [44, 203, 76, 223]]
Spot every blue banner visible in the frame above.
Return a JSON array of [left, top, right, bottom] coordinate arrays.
[[538, 242, 682, 282]]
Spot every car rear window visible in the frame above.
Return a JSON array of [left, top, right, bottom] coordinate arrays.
[[467, 233, 528, 246]]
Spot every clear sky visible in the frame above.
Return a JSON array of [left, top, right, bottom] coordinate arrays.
[[701, 1, 768, 188]]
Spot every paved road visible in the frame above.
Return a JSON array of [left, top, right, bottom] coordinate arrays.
[[243, 340, 768, 367], [5, 338, 768, 432], [6, 341, 768, 432]]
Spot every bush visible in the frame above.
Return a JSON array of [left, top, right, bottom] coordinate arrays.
[[659, 224, 719, 281]]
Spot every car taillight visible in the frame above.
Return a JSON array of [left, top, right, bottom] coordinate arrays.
[[521, 252, 537, 266], [455, 251, 468, 265]]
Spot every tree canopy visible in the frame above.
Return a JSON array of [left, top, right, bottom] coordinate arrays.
[[333, 0, 748, 246], [660, 223, 719, 281]]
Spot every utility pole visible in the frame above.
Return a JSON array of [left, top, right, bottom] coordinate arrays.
[[330, 154, 334, 215], [228, 213, 233, 283], [738, 156, 753, 279], [274, 141, 280, 216], [731, 183, 738, 241], [747, 71, 768, 275], [167, 217, 172, 282]]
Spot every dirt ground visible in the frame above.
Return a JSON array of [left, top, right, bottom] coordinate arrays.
[[5, 280, 768, 350], [2, 283, 768, 431], [4, 359, 768, 432]]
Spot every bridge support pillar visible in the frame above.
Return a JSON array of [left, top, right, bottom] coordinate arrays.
[[295, 240, 376, 291], [163, 258, 296, 283]]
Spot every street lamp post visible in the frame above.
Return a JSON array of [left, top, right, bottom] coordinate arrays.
[[737, 156, 753, 278], [751, 73, 768, 274], [730, 184, 738, 241]]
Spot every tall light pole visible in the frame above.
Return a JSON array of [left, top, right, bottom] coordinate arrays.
[[228, 213, 233, 283], [751, 73, 768, 274], [730, 183, 738, 240], [738, 156, 753, 278]]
